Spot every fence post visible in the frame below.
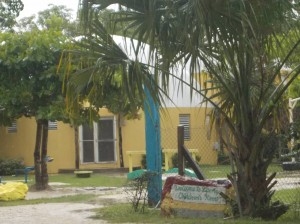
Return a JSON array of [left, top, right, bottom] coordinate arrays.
[[178, 125, 184, 176]]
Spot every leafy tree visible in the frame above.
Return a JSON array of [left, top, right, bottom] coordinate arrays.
[[16, 4, 79, 36], [0, 0, 23, 29], [79, 0, 300, 219], [0, 5, 84, 190], [0, 28, 69, 189]]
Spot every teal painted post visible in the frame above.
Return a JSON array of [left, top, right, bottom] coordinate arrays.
[[144, 87, 162, 206]]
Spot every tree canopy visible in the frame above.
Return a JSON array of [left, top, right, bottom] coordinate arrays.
[[0, 0, 23, 29], [0, 4, 91, 190]]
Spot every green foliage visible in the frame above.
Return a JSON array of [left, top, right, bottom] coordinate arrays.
[[0, 0, 23, 29], [141, 153, 165, 169], [0, 6, 90, 190], [0, 158, 25, 175], [16, 4, 79, 37], [0, 5, 86, 126], [217, 151, 230, 165]]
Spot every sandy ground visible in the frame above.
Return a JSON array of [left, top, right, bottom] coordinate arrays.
[[1, 176, 299, 224], [0, 203, 105, 224], [0, 184, 129, 224]]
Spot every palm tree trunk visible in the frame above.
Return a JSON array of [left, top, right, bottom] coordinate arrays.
[[40, 119, 49, 190], [232, 141, 287, 219], [34, 119, 43, 190]]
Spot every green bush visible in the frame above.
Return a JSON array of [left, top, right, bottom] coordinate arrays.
[[0, 158, 25, 175], [141, 153, 165, 169], [217, 151, 230, 165]]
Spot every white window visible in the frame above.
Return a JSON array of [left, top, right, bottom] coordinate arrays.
[[7, 121, 17, 133], [79, 117, 116, 163], [179, 114, 190, 140], [48, 121, 58, 130]]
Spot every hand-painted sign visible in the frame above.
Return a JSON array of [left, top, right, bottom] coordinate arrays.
[[170, 184, 226, 204]]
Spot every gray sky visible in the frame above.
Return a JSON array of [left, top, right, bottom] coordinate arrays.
[[18, 0, 79, 19]]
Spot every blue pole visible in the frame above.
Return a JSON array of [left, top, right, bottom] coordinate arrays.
[[144, 87, 162, 206]]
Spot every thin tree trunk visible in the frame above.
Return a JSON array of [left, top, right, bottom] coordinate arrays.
[[34, 120, 43, 190], [40, 119, 49, 190], [118, 114, 124, 167], [75, 126, 80, 170]]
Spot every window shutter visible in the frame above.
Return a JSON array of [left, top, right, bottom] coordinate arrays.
[[179, 114, 190, 140], [7, 121, 17, 133], [48, 121, 58, 130]]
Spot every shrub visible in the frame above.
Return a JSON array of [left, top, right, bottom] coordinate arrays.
[[217, 151, 230, 165], [141, 153, 165, 169], [0, 158, 25, 176]]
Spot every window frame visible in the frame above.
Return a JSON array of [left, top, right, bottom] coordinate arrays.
[[79, 116, 117, 164]]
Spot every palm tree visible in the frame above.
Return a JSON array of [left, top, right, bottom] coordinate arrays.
[[77, 0, 300, 218], [59, 17, 163, 169]]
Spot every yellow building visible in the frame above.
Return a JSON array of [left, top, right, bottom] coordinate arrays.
[[0, 36, 219, 174], [0, 97, 218, 174]]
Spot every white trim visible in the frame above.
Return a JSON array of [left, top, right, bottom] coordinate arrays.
[[93, 122, 98, 162]]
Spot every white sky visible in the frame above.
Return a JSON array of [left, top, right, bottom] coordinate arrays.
[[18, 0, 79, 19]]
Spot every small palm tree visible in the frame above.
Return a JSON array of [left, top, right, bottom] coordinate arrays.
[[78, 0, 300, 219]]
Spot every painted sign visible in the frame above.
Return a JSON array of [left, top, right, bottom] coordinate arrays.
[[170, 184, 226, 204]]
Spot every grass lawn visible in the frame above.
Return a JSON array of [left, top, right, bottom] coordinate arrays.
[[92, 203, 300, 224], [1, 173, 128, 188], [0, 194, 95, 207], [199, 163, 283, 179]]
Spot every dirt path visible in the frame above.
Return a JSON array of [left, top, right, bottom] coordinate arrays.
[[0, 185, 128, 224], [0, 203, 106, 224]]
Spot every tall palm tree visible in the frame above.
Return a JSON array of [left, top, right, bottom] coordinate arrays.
[[77, 0, 300, 218]]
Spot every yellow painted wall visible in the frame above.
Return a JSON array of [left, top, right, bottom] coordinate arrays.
[[0, 107, 217, 174], [121, 113, 146, 168], [0, 118, 35, 166], [160, 107, 217, 166], [0, 117, 75, 173]]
